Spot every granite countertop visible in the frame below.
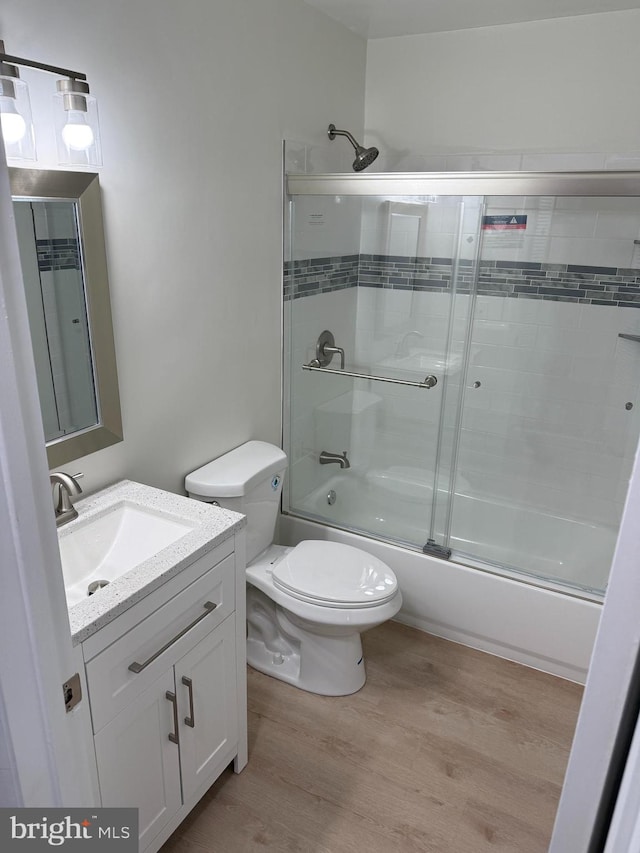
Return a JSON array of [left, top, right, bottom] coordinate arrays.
[[60, 479, 245, 645]]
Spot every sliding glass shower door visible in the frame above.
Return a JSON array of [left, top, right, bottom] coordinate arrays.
[[284, 172, 640, 599], [446, 193, 640, 595], [284, 188, 482, 552]]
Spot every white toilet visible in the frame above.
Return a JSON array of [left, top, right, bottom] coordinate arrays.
[[185, 440, 402, 696]]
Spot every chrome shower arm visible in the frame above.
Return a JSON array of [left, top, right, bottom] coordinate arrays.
[[328, 124, 359, 151], [327, 123, 379, 171]]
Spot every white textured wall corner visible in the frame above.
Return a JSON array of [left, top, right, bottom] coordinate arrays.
[[364, 10, 640, 165]]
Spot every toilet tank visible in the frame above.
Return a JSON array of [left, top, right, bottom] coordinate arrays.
[[185, 440, 287, 563]]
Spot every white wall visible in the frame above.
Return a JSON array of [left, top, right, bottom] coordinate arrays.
[[1, 0, 367, 495], [364, 10, 640, 169]]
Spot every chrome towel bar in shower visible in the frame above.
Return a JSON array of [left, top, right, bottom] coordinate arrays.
[[302, 362, 438, 389]]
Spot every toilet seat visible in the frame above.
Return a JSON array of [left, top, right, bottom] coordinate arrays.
[[271, 540, 398, 609]]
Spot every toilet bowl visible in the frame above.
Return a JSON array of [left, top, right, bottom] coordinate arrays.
[[185, 440, 402, 696], [246, 542, 402, 695]]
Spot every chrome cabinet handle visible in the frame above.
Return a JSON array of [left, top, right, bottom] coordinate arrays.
[[166, 691, 179, 744], [128, 601, 218, 673], [182, 676, 195, 728]]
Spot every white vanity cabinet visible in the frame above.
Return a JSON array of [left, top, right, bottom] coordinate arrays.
[[80, 535, 247, 853]]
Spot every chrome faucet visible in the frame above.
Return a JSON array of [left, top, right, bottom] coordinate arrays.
[[50, 471, 83, 527], [395, 330, 424, 358], [319, 450, 350, 469]]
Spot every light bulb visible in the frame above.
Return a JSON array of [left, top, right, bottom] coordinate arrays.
[[0, 108, 27, 144], [61, 112, 94, 151]]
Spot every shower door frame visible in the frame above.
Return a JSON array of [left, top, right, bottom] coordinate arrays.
[[288, 171, 640, 197], [285, 169, 640, 597]]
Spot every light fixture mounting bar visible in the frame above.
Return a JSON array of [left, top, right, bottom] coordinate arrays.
[[0, 46, 87, 81]]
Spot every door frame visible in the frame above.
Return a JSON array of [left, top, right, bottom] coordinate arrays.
[[0, 147, 94, 806]]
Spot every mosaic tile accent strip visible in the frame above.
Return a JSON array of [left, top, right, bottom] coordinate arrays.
[[362, 256, 640, 307], [36, 238, 81, 273], [286, 253, 640, 308], [284, 254, 359, 300], [359, 254, 456, 294]]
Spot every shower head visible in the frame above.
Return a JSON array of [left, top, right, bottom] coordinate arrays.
[[328, 123, 379, 172]]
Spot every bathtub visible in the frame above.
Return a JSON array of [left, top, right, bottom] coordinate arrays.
[[280, 471, 605, 683]]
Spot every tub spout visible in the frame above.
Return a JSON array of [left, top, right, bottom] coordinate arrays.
[[319, 450, 350, 469]]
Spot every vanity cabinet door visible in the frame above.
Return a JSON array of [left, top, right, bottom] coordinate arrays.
[[94, 668, 182, 851], [176, 615, 238, 803]]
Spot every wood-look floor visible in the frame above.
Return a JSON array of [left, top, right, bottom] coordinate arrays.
[[161, 621, 583, 853]]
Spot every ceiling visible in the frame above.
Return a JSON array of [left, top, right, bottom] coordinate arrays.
[[303, 0, 640, 39]]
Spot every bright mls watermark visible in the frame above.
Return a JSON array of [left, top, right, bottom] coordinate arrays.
[[0, 809, 138, 850]]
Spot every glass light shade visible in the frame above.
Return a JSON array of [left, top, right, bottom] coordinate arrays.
[[54, 80, 102, 166], [0, 70, 36, 161]]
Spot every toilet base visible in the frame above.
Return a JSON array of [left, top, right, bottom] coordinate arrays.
[[246, 585, 367, 696]]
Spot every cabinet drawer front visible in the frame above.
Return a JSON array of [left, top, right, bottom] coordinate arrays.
[[87, 554, 234, 733]]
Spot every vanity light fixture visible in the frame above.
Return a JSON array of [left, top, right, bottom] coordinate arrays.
[[53, 78, 102, 166], [0, 50, 35, 160], [0, 39, 102, 166]]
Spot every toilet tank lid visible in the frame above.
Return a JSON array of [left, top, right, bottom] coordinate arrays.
[[185, 440, 287, 498]]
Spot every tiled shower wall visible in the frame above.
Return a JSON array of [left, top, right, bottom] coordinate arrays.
[[285, 194, 640, 533]]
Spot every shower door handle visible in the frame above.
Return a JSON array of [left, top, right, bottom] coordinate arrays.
[[303, 362, 438, 389]]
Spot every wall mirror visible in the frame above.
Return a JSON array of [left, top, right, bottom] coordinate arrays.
[[10, 168, 122, 468]]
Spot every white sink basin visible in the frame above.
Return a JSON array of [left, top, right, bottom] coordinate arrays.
[[59, 501, 197, 608]]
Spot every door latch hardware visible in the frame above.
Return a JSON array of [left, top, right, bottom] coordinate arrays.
[[63, 672, 82, 713]]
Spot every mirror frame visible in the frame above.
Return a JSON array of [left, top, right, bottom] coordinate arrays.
[[10, 168, 123, 467]]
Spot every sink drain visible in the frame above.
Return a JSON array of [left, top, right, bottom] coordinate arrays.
[[87, 579, 110, 596]]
